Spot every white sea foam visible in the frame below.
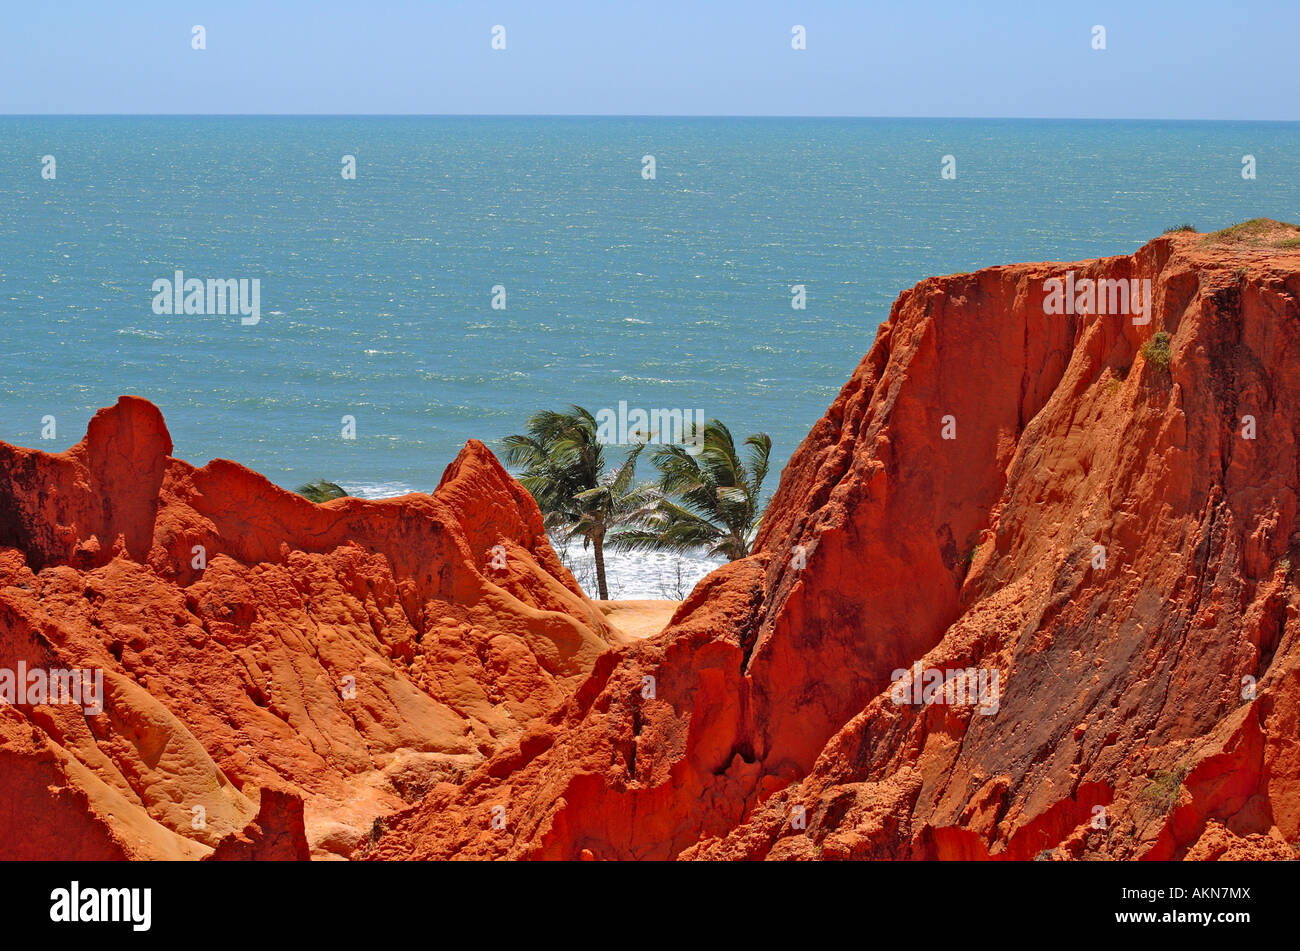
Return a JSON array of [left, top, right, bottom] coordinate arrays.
[[344, 481, 421, 499], [552, 538, 724, 601]]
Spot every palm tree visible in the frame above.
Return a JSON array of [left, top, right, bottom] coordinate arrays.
[[296, 479, 349, 502], [611, 420, 771, 561], [502, 406, 659, 600]]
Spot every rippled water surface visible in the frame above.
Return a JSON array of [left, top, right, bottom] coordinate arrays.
[[4, 117, 1298, 593]]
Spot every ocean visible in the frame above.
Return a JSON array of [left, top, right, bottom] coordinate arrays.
[[4, 117, 1299, 596]]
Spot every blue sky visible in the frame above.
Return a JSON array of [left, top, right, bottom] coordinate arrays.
[[3, 0, 1297, 118]]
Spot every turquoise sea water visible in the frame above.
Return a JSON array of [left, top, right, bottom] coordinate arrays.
[[3, 117, 1299, 592]]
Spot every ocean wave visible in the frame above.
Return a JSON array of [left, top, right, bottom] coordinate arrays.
[[345, 480, 422, 499], [551, 537, 724, 601]]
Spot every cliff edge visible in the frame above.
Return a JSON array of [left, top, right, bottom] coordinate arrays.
[[372, 223, 1300, 861], [6, 224, 1299, 861], [0, 402, 620, 859]]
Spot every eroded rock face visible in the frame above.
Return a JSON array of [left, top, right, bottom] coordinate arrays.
[[372, 231, 1300, 861], [7, 231, 1298, 862], [0, 399, 620, 859]]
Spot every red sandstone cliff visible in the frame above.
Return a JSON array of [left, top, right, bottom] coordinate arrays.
[[369, 225, 1300, 861], [5, 225, 1299, 861], [0, 401, 623, 859]]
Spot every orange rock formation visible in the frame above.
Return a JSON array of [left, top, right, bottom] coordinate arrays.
[[371, 228, 1300, 861], [0, 400, 623, 859], [4, 227, 1298, 861]]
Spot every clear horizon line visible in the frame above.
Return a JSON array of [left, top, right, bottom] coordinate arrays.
[[2, 113, 1298, 123]]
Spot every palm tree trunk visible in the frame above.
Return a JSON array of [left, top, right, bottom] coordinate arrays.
[[593, 529, 609, 600]]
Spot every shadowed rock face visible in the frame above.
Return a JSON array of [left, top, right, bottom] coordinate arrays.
[[6, 230, 1299, 862], [0, 399, 622, 859], [371, 230, 1300, 861]]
